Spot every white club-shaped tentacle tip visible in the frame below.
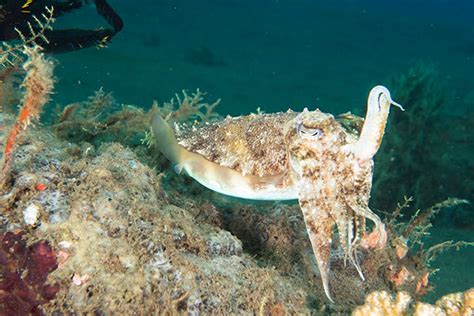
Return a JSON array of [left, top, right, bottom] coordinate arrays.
[[352, 85, 403, 161], [370, 85, 404, 111]]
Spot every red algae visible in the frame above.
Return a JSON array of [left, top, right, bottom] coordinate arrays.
[[0, 232, 59, 315]]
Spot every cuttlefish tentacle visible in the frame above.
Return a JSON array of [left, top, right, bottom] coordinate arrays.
[[347, 215, 366, 280], [333, 209, 365, 281], [342, 85, 403, 249], [334, 211, 351, 265], [357, 206, 386, 247], [350, 215, 366, 262], [331, 205, 353, 265]]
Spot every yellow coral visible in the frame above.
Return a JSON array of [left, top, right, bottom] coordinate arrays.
[[352, 291, 412, 316], [435, 288, 474, 316], [413, 303, 444, 316], [353, 288, 474, 316]]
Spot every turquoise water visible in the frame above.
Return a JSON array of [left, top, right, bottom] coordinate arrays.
[[52, 0, 474, 117]]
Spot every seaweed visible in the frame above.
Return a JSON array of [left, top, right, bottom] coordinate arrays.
[[52, 88, 220, 154], [383, 197, 473, 296], [0, 1, 123, 54], [154, 88, 221, 123], [1, 45, 55, 189], [373, 63, 474, 226], [0, 7, 55, 68]]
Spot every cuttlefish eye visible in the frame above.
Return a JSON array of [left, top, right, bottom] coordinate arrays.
[[297, 122, 323, 139]]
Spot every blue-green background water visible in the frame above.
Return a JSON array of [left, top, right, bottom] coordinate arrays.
[[45, 0, 473, 302], [52, 0, 474, 117]]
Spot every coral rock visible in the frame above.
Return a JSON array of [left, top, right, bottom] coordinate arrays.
[[353, 289, 474, 316], [352, 291, 412, 316]]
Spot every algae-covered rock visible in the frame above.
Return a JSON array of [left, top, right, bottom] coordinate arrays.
[[0, 127, 313, 314]]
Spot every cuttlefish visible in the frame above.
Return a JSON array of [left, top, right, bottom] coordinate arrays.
[[151, 86, 403, 302]]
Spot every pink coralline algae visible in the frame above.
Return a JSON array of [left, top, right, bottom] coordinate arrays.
[[0, 232, 59, 315]]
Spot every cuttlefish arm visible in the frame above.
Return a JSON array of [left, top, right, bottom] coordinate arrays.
[[299, 85, 402, 304], [349, 85, 404, 162], [344, 85, 403, 249]]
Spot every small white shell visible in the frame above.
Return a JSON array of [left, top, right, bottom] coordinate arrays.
[[23, 203, 40, 226]]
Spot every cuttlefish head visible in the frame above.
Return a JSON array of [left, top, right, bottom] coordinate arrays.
[[285, 108, 350, 303], [286, 108, 347, 175], [285, 87, 402, 302]]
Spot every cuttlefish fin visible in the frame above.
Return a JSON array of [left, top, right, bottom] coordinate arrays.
[[150, 111, 186, 165], [299, 199, 335, 303], [173, 163, 184, 174]]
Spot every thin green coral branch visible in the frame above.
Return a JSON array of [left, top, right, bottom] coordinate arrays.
[[424, 240, 474, 264], [402, 198, 469, 240], [154, 89, 220, 123]]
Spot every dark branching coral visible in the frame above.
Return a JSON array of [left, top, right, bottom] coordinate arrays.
[[373, 64, 473, 224], [373, 64, 444, 211]]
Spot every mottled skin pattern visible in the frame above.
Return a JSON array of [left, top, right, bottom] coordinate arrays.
[[287, 109, 384, 302], [175, 112, 297, 177], [153, 86, 402, 302]]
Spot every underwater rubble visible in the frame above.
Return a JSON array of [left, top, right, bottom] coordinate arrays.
[[0, 47, 473, 314]]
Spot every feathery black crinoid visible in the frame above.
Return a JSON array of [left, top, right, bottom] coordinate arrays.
[[0, 0, 123, 53]]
